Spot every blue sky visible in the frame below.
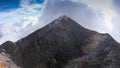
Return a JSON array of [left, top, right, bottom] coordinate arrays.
[[0, 0, 46, 24], [0, 0, 120, 44], [0, 0, 44, 11], [113, 0, 120, 14], [0, 0, 47, 44], [0, 0, 20, 11]]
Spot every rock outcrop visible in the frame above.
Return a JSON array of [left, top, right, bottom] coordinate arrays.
[[0, 52, 20, 68], [0, 15, 120, 68]]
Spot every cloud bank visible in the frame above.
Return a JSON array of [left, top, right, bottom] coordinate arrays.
[[74, 0, 120, 42], [0, 0, 120, 44], [0, 0, 47, 44], [40, 0, 120, 42]]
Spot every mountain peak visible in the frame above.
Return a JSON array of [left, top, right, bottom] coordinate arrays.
[[51, 15, 71, 25], [0, 16, 120, 68], [58, 15, 69, 20], [48, 15, 83, 29]]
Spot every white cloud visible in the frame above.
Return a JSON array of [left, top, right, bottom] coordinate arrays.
[[40, 0, 120, 42], [0, 0, 47, 44], [0, 0, 120, 44], [69, 0, 120, 42], [72, 0, 115, 31], [0, 16, 40, 44]]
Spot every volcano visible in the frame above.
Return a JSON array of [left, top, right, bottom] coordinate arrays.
[[0, 15, 120, 68]]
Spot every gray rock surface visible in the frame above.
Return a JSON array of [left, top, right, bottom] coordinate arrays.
[[0, 15, 120, 68]]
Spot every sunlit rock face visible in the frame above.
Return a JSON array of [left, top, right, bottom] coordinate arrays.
[[0, 52, 20, 68], [0, 16, 120, 68]]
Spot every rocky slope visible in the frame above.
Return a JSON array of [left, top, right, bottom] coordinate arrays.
[[0, 15, 120, 68], [0, 52, 20, 68]]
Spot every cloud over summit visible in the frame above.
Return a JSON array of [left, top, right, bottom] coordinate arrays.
[[0, 0, 120, 44]]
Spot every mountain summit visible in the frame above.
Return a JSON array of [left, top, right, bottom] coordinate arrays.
[[0, 15, 120, 68]]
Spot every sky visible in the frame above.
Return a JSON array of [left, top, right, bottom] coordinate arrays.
[[0, 0, 120, 44]]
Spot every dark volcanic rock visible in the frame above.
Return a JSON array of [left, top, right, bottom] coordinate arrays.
[[0, 15, 120, 68]]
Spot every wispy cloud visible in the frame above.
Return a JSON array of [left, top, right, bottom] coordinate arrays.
[[0, 0, 47, 44], [0, 0, 120, 44]]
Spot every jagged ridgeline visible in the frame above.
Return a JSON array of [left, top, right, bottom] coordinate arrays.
[[0, 15, 120, 68]]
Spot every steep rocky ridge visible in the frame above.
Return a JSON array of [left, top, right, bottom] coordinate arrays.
[[0, 15, 120, 68]]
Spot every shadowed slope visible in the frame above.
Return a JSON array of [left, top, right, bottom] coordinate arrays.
[[0, 15, 120, 68]]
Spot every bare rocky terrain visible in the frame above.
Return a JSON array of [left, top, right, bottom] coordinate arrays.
[[0, 52, 20, 68], [0, 15, 120, 68]]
